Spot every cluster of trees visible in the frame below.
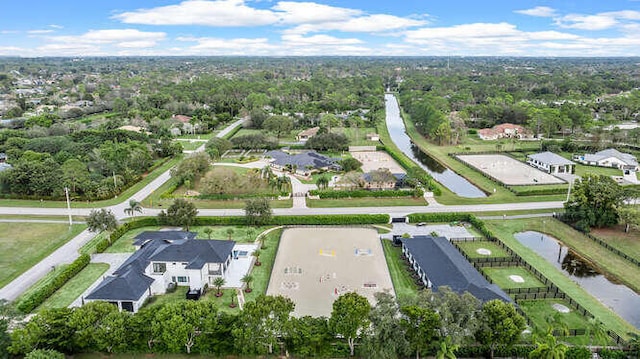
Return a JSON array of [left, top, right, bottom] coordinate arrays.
[[0, 129, 178, 199], [564, 174, 640, 232], [4, 289, 528, 358], [170, 152, 211, 189]]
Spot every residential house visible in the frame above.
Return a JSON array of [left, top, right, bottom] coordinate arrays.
[[361, 171, 406, 190], [265, 150, 341, 175], [296, 127, 320, 142], [574, 148, 638, 174], [527, 151, 575, 175], [400, 236, 511, 302], [0, 153, 6, 163], [85, 231, 235, 312], [478, 123, 531, 140]]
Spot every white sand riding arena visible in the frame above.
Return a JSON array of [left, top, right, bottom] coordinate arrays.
[[457, 154, 565, 185], [267, 227, 395, 317]]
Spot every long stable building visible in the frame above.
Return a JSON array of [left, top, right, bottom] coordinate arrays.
[[400, 235, 511, 302]]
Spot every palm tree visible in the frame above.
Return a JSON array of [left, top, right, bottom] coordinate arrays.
[[229, 289, 237, 308], [252, 249, 262, 266], [241, 274, 253, 293], [586, 318, 608, 346], [316, 176, 330, 190], [124, 199, 143, 217], [203, 227, 213, 239], [546, 313, 569, 337], [213, 277, 225, 297], [529, 334, 568, 359], [226, 228, 234, 240], [436, 336, 459, 359]]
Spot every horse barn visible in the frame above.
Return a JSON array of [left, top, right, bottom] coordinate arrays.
[[400, 236, 512, 302]]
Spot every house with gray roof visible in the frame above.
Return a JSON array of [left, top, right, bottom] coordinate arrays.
[[400, 236, 511, 303], [526, 151, 575, 175], [574, 148, 638, 174], [265, 150, 341, 175], [85, 231, 235, 312]]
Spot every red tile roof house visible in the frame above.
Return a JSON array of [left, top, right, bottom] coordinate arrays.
[[172, 114, 192, 123], [478, 123, 531, 140]]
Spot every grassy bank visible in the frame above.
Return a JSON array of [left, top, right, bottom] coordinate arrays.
[[485, 218, 639, 337], [381, 239, 419, 304]]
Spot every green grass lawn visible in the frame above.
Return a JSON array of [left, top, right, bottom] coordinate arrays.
[[192, 225, 274, 243], [0, 156, 180, 208], [455, 241, 511, 258], [0, 223, 86, 288], [175, 140, 205, 151], [234, 128, 296, 142], [307, 197, 427, 208], [591, 225, 640, 263], [485, 219, 639, 338], [176, 132, 215, 140], [334, 126, 378, 146], [38, 263, 109, 310], [518, 299, 607, 346], [144, 286, 190, 309], [381, 239, 419, 305], [200, 288, 241, 314], [482, 267, 546, 289], [243, 228, 283, 303]]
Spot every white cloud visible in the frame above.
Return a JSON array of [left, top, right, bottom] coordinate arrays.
[[515, 6, 556, 17], [28, 29, 55, 34], [177, 36, 277, 55], [49, 29, 166, 46], [114, 0, 279, 26], [274, 1, 361, 24], [49, 24, 64, 29], [556, 14, 619, 30], [405, 23, 520, 43], [282, 34, 363, 46], [285, 14, 427, 35]]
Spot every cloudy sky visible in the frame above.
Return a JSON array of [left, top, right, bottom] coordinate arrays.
[[1, 0, 639, 57]]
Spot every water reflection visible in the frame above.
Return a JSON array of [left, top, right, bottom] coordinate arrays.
[[515, 231, 640, 329], [384, 94, 486, 198]]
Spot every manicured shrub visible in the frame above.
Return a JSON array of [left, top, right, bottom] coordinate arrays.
[[309, 189, 421, 199]]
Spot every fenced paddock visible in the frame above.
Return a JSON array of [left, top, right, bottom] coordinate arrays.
[[267, 227, 395, 317], [457, 154, 565, 185]]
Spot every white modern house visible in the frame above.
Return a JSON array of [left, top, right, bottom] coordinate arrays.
[[574, 148, 638, 174], [85, 231, 236, 312], [527, 151, 576, 175]]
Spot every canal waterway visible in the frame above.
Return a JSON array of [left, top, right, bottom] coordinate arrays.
[[384, 93, 486, 198], [514, 231, 640, 329]]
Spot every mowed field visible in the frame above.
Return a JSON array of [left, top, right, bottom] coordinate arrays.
[[0, 222, 85, 288], [267, 227, 394, 317]]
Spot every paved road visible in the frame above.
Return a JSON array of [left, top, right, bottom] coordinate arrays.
[[0, 115, 566, 301], [0, 119, 248, 301]]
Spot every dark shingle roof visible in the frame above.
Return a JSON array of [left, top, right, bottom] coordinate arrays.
[[133, 231, 197, 246], [85, 268, 154, 301], [149, 240, 235, 269], [265, 150, 340, 170], [401, 236, 511, 302]]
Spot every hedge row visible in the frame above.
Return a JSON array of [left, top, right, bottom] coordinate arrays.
[[407, 212, 473, 224], [197, 191, 288, 200], [17, 254, 91, 313], [309, 189, 422, 199], [193, 214, 390, 226], [94, 217, 160, 253], [512, 187, 568, 196], [221, 121, 242, 140]]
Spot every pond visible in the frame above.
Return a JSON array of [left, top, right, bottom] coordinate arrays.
[[384, 94, 486, 198], [514, 231, 640, 329]]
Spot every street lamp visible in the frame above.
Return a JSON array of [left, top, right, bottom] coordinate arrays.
[[64, 187, 72, 227]]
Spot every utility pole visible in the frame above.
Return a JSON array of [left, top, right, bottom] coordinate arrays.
[[64, 187, 72, 227]]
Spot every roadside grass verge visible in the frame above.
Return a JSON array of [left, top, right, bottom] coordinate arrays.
[[0, 156, 180, 208], [482, 267, 546, 289], [485, 219, 639, 338], [38, 263, 109, 310], [244, 228, 283, 303], [0, 214, 87, 221], [381, 239, 419, 305], [455, 241, 510, 258], [0, 223, 86, 288], [307, 197, 427, 208]]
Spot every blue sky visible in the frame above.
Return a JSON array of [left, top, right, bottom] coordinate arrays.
[[1, 0, 639, 56]]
